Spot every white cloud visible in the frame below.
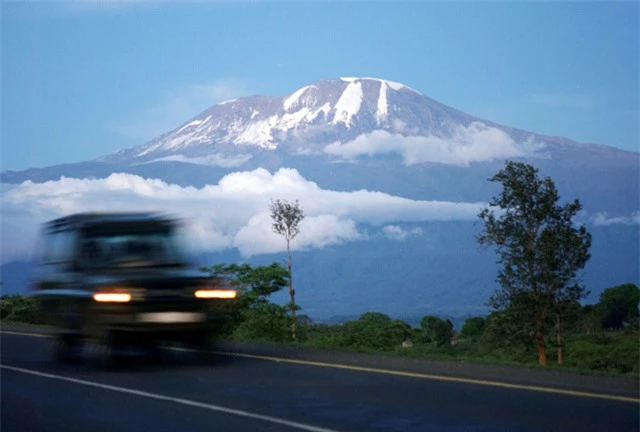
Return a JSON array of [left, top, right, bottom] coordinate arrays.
[[593, 212, 640, 226], [136, 153, 253, 168], [109, 80, 251, 142], [1, 168, 486, 263], [382, 225, 423, 241], [323, 122, 542, 166], [233, 213, 361, 257]]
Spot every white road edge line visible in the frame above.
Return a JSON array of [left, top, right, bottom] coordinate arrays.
[[0, 364, 341, 432]]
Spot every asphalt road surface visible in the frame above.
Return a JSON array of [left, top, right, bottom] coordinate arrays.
[[1, 330, 638, 432]]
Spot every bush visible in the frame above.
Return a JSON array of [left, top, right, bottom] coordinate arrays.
[[231, 303, 291, 343], [459, 317, 486, 340], [0, 295, 38, 323], [304, 313, 411, 352], [305, 324, 344, 349], [564, 333, 639, 375], [419, 315, 453, 346]]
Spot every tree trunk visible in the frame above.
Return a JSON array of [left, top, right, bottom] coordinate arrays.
[[555, 314, 564, 365], [556, 336, 564, 365], [287, 240, 296, 341], [536, 330, 547, 367]]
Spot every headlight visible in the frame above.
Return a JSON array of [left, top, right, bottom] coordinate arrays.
[[194, 289, 237, 299], [93, 286, 144, 302], [93, 292, 132, 303]]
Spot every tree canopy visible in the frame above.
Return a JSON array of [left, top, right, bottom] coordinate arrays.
[[477, 161, 591, 366], [599, 283, 640, 330], [420, 315, 453, 346]]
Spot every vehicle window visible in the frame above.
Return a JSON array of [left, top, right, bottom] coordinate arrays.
[[42, 230, 77, 264], [80, 224, 186, 268]]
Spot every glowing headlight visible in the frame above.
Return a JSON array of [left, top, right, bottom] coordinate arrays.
[[93, 293, 132, 303], [194, 289, 237, 299]]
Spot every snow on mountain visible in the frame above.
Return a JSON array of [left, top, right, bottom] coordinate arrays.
[[332, 79, 363, 127], [340, 77, 420, 93], [100, 77, 509, 165], [283, 85, 310, 111], [376, 80, 389, 122]]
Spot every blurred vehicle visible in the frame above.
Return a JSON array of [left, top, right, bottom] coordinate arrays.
[[30, 212, 236, 366]]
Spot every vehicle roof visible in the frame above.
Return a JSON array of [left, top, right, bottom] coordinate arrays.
[[44, 212, 179, 231]]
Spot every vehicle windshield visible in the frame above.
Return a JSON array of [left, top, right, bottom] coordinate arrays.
[[80, 222, 187, 268]]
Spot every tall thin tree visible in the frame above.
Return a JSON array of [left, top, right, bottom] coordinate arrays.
[[269, 199, 305, 340]]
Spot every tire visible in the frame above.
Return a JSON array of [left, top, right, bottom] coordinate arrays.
[[140, 339, 163, 364], [52, 334, 80, 363], [84, 332, 117, 370], [186, 330, 216, 364]]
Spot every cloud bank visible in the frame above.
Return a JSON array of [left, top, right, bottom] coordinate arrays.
[[593, 212, 640, 226], [1, 168, 485, 263], [138, 153, 253, 168], [323, 122, 543, 166]]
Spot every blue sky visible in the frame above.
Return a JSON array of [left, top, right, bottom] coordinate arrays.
[[2, 1, 638, 171]]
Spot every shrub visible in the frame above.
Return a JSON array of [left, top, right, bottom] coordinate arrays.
[[459, 317, 486, 340], [564, 333, 639, 375], [232, 304, 291, 343], [0, 295, 38, 323]]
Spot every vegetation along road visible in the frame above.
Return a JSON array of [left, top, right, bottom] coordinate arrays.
[[1, 329, 637, 432]]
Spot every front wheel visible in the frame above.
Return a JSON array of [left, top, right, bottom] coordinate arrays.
[[52, 334, 81, 363], [84, 333, 117, 370], [185, 330, 216, 364]]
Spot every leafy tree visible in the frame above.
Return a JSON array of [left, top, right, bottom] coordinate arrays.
[[577, 304, 603, 334], [388, 319, 413, 345], [459, 317, 486, 340], [598, 283, 640, 330], [269, 198, 305, 340], [477, 161, 591, 366], [420, 315, 453, 346], [338, 312, 410, 351], [481, 307, 535, 350], [358, 311, 392, 326], [200, 262, 289, 336], [232, 303, 291, 343], [480, 307, 563, 365], [202, 263, 288, 307]]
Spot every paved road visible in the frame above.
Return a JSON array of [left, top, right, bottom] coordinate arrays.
[[1, 331, 638, 432]]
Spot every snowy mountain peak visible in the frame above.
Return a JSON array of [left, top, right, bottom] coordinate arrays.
[[339, 77, 421, 94], [276, 77, 421, 130], [100, 77, 502, 165]]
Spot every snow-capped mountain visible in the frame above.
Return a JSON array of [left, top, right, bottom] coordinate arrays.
[[98, 77, 552, 167], [2, 77, 638, 320], [60, 76, 632, 217]]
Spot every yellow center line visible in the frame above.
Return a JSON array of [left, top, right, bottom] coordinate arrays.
[[213, 351, 640, 404], [2, 330, 638, 404]]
